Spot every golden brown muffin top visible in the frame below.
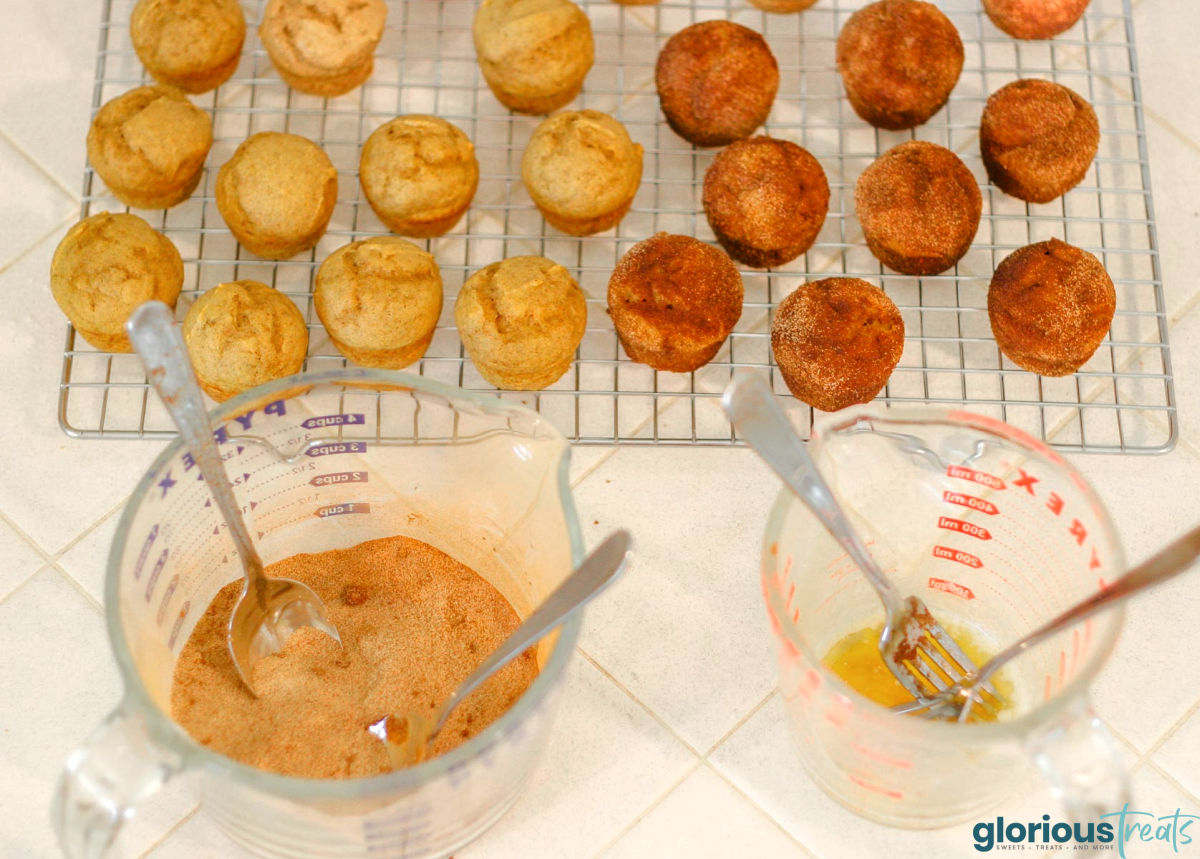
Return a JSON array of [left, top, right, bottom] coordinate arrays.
[[87, 85, 212, 189], [259, 0, 387, 78], [183, 280, 309, 401], [50, 212, 184, 351], [522, 111, 644, 220], [359, 116, 479, 224], [982, 0, 1090, 40], [131, 0, 245, 83], [473, 0, 594, 95], [455, 256, 587, 377], [314, 237, 443, 352]]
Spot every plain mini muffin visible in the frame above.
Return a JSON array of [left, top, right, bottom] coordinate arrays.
[[702, 136, 829, 269], [130, 0, 246, 93], [215, 131, 337, 259], [473, 0, 594, 115], [771, 277, 904, 412], [183, 280, 309, 401], [854, 140, 981, 276], [259, 0, 387, 97], [836, 0, 963, 130], [50, 212, 184, 352], [988, 238, 1115, 377], [607, 233, 744, 372], [455, 256, 587, 390], [983, 0, 1090, 39], [655, 20, 779, 147], [359, 116, 480, 238], [521, 110, 644, 236], [314, 237, 443, 369], [87, 85, 212, 209], [981, 79, 1100, 204]]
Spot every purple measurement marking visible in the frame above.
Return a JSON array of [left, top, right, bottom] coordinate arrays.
[[133, 524, 159, 581], [157, 575, 179, 626], [144, 548, 169, 602], [168, 600, 191, 650], [315, 502, 371, 518], [305, 441, 368, 457], [302, 413, 365, 430], [310, 471, 369, 487]]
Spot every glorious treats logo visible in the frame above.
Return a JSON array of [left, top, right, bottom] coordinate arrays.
[[972, 806, 1198, 856]]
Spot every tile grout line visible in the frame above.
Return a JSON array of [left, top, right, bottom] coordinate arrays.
[[137, 804, 203, 858], [586, 760, 702, 859], [1136, 694, 1200, 772], [51, 563, 104, 615], [568, 444, 621, 489], [0, 127, 83, 202], [701, 687, 778, 759], [701, 759, 818, 858], [0, 563, 54, 610], [1141, 760, 1200, 811], [0, 211, 79, 279]]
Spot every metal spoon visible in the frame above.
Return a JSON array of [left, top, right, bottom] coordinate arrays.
[[371, 529, 632, 768], [126, 301, 340, 695]]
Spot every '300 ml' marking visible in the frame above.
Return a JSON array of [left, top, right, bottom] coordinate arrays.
[[937, 516, 992, 540]]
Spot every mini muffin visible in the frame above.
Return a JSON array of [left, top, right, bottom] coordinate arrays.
[[656, 21, 779, 147], [702, 136, 829, 268], [983, 0, 1089, 39], [183, 280, 309, 401], [473, 0, 594, 115], [521, 110, 644, 236], [607, 233, 744, 372], [836, 0, 963, 130], [771, 277, 904, 412], [359, 116, 479, 238], [854, 140, 981, 276], [988, 238, 1115, 377], [455, 256, 587, 390], [50, 212, 184, 352], [215, 132, 337, 259], [749, 0, 818, 11], [87, 85, 212, 209], [314, 237, 443, 369], [259, 0, 387, 97], [130, 0, 246, 93], [980, 79, 1100, 204]]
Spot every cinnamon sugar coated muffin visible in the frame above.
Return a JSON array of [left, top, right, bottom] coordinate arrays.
[[259, 0, 387, 97], [771, 278, 904, 412], [521, 110, 644, 236], [359, 115, 479, 238], [749, 0, 818, 12], [702, 136, 829, 268], [836, 0, 963, 130], [656, 21, 779, 147], [50, 212, 184, 352], [607, 234, 744, 372], [988, 238, 1115, 377], [981, 79, 1100, 204], [314, 237, 443, 369], [87, 85, 212, 209], [455, 256, 587, 390], [131, 0, 245, 93], [215, 132, 337, 259], [473, 0, 594, 115], [854, 141, 981, 276], [983, 0, 1090, 39], [183, 280, 309, 401]]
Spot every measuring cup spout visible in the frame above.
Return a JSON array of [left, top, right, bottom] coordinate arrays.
[[1025, 697, 1129, 823], [53, 698, 184, 859]]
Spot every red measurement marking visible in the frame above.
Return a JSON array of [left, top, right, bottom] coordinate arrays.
[[851, 742, 913, 769], [943, 491, 998, 516], [946, 465, 1006, 490], [937, 516, 992, 540], [847, 773, 904, 799], [928, 577, 975, 600], [932, 545, 983, 569]]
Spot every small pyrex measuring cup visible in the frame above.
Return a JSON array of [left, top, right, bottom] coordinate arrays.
[[54, 368, 585, 858], [762, 406, 1127, 828]]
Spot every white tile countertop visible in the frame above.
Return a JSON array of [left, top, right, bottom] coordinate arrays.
[[3, 0, 1200, 857]]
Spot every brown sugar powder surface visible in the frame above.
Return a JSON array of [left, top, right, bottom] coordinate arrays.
[[170, 535, 538, 779]]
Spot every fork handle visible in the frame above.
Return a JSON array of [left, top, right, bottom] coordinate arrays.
[[722, 372, 901, 606]]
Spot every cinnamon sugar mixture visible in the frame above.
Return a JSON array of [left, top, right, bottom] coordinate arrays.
[[170, 535, 538, 779]]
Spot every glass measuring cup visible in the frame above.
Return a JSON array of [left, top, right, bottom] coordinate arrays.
[[762, 406, 1127, 828], [54, 368, 585, 858]]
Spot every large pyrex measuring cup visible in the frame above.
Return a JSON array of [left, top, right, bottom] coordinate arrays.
[[54, 368, 584, 858], [762, 407, 1127, 828]]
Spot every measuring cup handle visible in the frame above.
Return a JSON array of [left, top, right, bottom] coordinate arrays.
[[1025, 696, 1129, 823], [52, 699, 184, 859]]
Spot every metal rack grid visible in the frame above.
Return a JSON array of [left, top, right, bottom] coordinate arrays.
[[60, 0, 1175, 452]]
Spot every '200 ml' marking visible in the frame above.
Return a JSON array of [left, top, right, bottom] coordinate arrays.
[[305, 441, 368, 457], [932, 545, 983, 569], [315, 502, 371, 518], [943, 491, 998, 516]]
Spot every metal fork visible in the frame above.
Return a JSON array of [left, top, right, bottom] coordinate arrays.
[[722, 371, 1003, 707]]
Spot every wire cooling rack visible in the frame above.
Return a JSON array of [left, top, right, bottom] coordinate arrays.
[[61, 0, 1174, 451]]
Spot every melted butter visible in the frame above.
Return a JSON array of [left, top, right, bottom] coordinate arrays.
[[822, 623, 1014, 721]]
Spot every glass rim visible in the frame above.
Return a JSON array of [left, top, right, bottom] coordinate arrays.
[[761, 404, 1127, 737], [105, 367, 585, 799]]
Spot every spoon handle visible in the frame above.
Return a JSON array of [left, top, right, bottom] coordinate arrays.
[[126, 302, 267, 585], [430, 529, 632, 739]]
